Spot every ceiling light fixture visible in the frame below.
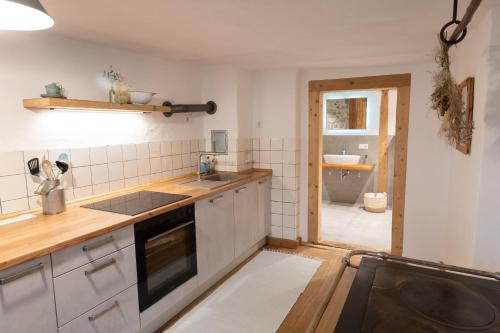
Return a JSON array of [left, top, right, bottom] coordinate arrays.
[[0, 0, 54, 31]]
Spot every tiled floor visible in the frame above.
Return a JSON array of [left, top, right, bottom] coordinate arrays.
[[321, 202, 391, 250]]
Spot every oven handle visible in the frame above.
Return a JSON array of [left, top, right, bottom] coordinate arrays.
[[146, 220, 195, 243]]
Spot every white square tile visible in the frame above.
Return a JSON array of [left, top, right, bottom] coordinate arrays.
[[23, 150, 49, 173], [283, 151, 297, 165], [259, 163, 271, 169], [74, 186, 93, 199], [182, 154, 191, 168], [270, 151, 283, 164], [191, 153, 199, 167], [149, 142, 161, 158], [162, 156, 173, 171], [93, 182, 109, 195], [26, 174, 43, 195], [271, 189, 282, 202], [282, 203, 297, 216], [161, 141, 172, 156], [271, 226, 283, 238], [89, 147, 107, 165], [136, 143, 150, 159], [283, 164, 296, 177], [284, 138, 298, 151], [252, 138, 260, 150], [272, 177, 283, 189], [124, 177, 139, 188], [122, 144, 137, 161], [162, 171, 173, 179], [172, 155, 182, 169], [70, 148, 90, 167], [151, 173, 163, 182], [0, 174, 27, 201], [108, 162, 124, 181], [123, 160, 138, 178], [139, 175, 151, 185], [60, 170, 74, 189], [190, 140, 199, 153], [109, 179, 125, 191], [198, 139, 207, 152], [282, 215, 295, 228], [282, 227, 297, 240], [48, 149, 69, 163], [259, 137, 271, 151], [150, 158, 162, 174], [0, 152, 25, 176], [72, 167, 92, 188], [171, 141, 183, 155], [260, 151, 270, 164], [270, 138, 283, 151], [282, 189, 297, 203], [271, 213, 283, 226], [252, 151, 260, 163], [271, 164, 282, 176], [65, 189, 75, 201], [2, 198, 29, 214], [137, 159, 151, 176], [282, 177, 297, 190], [271, 201, 282, 214], [106, 145, 123, 163], [91, 164, 109, 184], [228, 140, 238, 153], [181, 140, 191, 154]]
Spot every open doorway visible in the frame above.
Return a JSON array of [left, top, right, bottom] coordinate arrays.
[[307, 74, 411, 255]]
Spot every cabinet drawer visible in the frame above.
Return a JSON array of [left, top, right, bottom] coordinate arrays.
[[58, 285, 139, 333], [52, 225, 134, 277], [0, 256, 57, 333], [54, 244, 137, 326]]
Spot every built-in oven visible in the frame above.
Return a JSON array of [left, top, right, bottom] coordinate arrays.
[[134, 204, 197, 312]]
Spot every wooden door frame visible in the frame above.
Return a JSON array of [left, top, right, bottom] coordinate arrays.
[[308, 74, 411, 255]]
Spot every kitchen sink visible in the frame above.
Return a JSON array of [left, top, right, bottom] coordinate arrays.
[[181, 173, 250, 189], [324, 154, 362, 165]]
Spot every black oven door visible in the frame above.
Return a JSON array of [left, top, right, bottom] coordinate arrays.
[[135, 206, 197, 312]]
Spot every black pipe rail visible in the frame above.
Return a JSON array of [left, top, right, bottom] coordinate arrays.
[[162, 101, 217, 118]]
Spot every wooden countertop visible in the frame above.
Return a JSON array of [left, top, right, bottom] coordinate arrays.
[[0, 169, 272, 271], [322, 163, 375, 171]]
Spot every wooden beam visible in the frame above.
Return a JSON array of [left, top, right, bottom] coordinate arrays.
[[392, 86, 411, 256], [378, 90, 389, 193], [449, 0, 482, 43], [308, 90, 322, 244], [266, 236, 300, 249], [309, 74, 411, 92]]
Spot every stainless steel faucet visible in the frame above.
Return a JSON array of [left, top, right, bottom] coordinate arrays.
[[341, 144, 347, 155]]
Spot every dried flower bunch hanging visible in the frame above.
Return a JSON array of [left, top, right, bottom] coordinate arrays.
[[430, 39, 473, 147]]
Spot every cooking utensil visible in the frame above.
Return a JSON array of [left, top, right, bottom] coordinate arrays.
[[42, 160, 56, 180], [27, 158, 40, 176], [57, 153, 69, 163], [55, 160, 69, 178]]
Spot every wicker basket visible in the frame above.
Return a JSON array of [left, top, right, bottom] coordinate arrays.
[[364, 192, 387, 213]]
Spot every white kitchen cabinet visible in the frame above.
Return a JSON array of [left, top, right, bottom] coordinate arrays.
[[58, 285, 139, 333], [234, 182, 258, 258], [256, 177, 271, 242], [195, 189, 235, 285], [0, 255, 57, 333]]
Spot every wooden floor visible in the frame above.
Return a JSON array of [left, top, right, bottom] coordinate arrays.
[[158, 243, 358, 333]]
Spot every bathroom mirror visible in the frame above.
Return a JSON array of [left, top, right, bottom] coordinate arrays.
[[325, 97, 367, 130], [211, 130, 228, 154]]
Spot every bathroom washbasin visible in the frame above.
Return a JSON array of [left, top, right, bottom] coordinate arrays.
[[324, 154, 362, 165]]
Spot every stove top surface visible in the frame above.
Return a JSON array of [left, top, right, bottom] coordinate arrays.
[[335, 258, 500, 332], [81, 191, 191, 216]]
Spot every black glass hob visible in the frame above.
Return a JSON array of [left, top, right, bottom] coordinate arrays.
[[81, 191, 191, 216]]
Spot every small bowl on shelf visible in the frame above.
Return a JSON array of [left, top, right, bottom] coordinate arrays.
[[129, 91, 156, 104]]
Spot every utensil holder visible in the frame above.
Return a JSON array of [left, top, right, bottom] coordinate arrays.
[[35, 179, 66, 215]]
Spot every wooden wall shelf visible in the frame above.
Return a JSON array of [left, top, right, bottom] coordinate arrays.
[[322, 163, 375, 171], [23, 98, 171, 113]]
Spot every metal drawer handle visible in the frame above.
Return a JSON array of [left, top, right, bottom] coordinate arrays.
[[209, 195, 224, 203], [147, 220, 195, 242], [84, 258, 116, 276], [235, 187, 248, 194], [0, 263, 44, 285], [82, 236, 114, 252], [88, 301, 119, 322]]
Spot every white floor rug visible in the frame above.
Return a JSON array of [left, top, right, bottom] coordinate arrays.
[[165, 250, 322, 333]]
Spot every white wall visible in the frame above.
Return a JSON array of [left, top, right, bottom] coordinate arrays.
[[0, 32, 204, 151], [299, 64, 452, 262]]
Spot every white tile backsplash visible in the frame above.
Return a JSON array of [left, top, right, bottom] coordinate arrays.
[[270, 138, 283, 151], [149, 142, 161, 158], [137, 159, 151, 176], [91, 164, 109, 184], [122, 144, 137, 161], [123, 160, 138, 178], [150, 158, 162, 174], [136, 143, 150, 159], [108, 162, 124, 181], [106, 146, 123, 163], [70, 148, 90, 167], [0, 175, 28, 201], [89, 147, 108, 165], [0, 152, 25, 176], [1, 198, 29, 214], [161, 141, 172, 156], [72, 167, 92, 187]]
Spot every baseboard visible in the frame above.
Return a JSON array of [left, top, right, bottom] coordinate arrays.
[[266, 236, 300, 249]]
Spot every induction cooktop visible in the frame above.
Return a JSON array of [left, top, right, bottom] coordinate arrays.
[[81, 191, 191, 216]]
